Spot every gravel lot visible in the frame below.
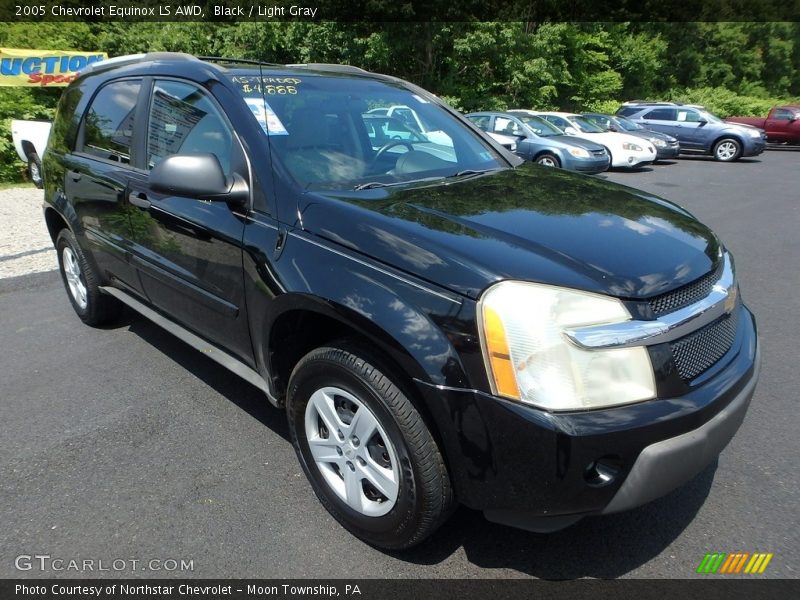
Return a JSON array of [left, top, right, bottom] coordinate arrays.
[[1, 150, 798, 579], [0, 186, 56, 279]]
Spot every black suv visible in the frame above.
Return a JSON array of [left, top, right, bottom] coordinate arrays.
[[43, 54, 760, 549]]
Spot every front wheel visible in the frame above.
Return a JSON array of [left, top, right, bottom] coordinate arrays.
[[28, 153, 43, 188], [287, 343, 453, 549], [713, 138, 742, 162], [535, 153, 560, 168]]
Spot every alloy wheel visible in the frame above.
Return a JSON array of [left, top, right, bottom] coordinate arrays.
[[304, 386, 400, 517], [62, 246, 88, 310]]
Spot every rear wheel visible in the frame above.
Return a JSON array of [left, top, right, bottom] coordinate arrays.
[[713, 138, 742, 162], [535, 153, 560, 168], [287, 342, 453, 549], [28, 153, 43, 188], [56, 228, 121, 326]]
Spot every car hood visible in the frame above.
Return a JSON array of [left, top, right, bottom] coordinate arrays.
[[299, 164, 722, 300], [628, 129, 677, 143], [726, 121, 765, 134], [540, 135, 606, 152], [576, 130, 653, 147]]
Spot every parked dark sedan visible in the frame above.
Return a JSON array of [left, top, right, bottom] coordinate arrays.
[[583, 113, 680, 160], [467, 111, 610, 173]]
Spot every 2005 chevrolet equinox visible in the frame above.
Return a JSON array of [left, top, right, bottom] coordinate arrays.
[[42, 53, 760, 549]]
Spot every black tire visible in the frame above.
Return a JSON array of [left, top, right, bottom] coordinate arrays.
[[713, 137, 742, 162], [28, 153, 43, 188], [286, 342, 453, 549], [535, 153, 561, 168], [55, 228, 121, 326]]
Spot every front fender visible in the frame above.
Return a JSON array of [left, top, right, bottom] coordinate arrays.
[[242, 225, 487, 397]]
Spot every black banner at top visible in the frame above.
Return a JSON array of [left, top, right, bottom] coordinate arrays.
[[1, 0, 800, 22]]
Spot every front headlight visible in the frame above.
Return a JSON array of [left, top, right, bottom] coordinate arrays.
[[568, 147, 590, 158], [622, 142, 643, 151], [479, 281, 656, 410], [746, 129, 761, 138], [650, 137, 667, 147]]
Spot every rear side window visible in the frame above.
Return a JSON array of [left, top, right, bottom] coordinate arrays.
[[80, 80, 141, 164], [147, 80, 233, 173], [643, 108, 676, 121], [467, 115, 491, 130]]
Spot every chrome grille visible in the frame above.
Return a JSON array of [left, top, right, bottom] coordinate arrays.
[[670, 307, 739, 380], [648, 266, 721, 317], [591, 149, 606, 156]]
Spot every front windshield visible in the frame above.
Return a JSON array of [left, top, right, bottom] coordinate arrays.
[[516, 115, 563, 137], [570, 116, 606, 133], [615, 116, 644, 131], [228, 70, 504, 190]]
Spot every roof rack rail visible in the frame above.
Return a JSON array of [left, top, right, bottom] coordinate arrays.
[[621, 100, 676, 106], [286, 63, 369, 74], [82, 52, 201, 76], [196, 56, 284, 68], [82, 53, 145, 75]]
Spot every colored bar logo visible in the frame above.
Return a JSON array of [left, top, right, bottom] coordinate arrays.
[[697, 552, 773, 574]]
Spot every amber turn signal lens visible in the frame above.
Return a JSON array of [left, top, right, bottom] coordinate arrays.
[[483, 305, 521, 399]]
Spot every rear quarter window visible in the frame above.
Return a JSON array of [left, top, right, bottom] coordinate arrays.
[[49, 87, 84, 154]]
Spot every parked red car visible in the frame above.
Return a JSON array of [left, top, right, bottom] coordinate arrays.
[[727, 106, 800, 144]]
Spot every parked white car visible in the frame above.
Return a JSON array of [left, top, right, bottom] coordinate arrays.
[[11, 119, 52, 188], [511, 110, 656, 169], [366, 105, 454, 146]]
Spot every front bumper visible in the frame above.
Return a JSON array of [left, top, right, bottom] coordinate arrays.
[[416, 305, 759, 532], [612, 147, 657, 168], [742, 137, 766, 157], [563, 154, 610, 174], [655, 143, 681, 159]]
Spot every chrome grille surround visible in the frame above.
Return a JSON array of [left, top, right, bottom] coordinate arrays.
[[565, 253, 736, 351]]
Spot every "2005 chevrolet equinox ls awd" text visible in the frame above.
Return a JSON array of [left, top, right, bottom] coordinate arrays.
[[42, 54, 760, 549]]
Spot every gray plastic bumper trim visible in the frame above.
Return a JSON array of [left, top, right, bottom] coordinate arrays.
[[601, 345, 761, 514]]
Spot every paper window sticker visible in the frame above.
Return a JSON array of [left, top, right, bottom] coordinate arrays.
[[244, 97, 288, 136]]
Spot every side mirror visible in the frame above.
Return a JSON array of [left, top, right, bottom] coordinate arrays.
[[608, 124, 619, 132], [150, 153, 249, 205], [697, 119, 707, 125], [564, 126, 578, 135]]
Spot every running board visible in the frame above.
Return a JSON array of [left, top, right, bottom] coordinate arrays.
[[99, 285, 280, 407]]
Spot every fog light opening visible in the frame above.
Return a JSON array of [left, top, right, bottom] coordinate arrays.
[[584, 456, 621, 488]]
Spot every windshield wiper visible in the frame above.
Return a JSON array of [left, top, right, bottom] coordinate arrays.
[[353, 176, 444, 191], [447, 168, 500, 178]]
